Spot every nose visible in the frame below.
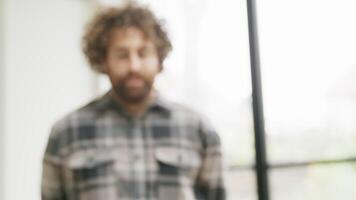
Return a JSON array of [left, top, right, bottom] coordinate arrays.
[[128, 54, 141, 72]]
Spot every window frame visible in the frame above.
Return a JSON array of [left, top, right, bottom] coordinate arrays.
[[246, 1, 356, 200]]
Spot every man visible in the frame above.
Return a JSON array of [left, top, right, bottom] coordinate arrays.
[[42, 3, 225, 200]]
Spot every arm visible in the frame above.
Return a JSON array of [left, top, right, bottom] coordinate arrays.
[[41, 128, 66, 200], [195, 120, 226, 200]]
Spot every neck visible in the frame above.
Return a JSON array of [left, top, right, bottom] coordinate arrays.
[[110, 89, 156, 117]]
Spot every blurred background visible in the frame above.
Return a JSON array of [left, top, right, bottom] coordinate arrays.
[[1, 0, 356, 199]]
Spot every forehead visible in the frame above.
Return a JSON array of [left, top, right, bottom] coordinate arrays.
[[108, 27, 154, 48]]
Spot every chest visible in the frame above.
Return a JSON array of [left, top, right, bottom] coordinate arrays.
[[61, 117, 203, 200]]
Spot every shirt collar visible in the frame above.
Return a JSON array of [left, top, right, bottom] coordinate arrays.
[[97, 89, 171, 116]]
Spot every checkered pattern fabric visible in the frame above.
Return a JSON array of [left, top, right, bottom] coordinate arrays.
[[42, 90, 226, 200]]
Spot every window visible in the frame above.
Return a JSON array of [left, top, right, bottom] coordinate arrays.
[[258, 0, 356, 199]]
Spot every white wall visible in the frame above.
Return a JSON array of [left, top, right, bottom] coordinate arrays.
[[2, 0, 96, 200], [0, 0, 5, 199]]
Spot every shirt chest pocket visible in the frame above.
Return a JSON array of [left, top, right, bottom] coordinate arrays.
[[155, 147, 202, 200], [65, 149, 117, 189], [155, 147, 202, 181]]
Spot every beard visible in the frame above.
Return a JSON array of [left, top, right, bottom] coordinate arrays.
[[112, 73, 153, 103]]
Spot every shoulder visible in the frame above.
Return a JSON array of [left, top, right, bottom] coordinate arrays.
[[46, 95, 109, 153], [162, 99, 222, 149], [162, 98, 217, 134], [51, 96, 104, 135], [160, 98, 204, 124]]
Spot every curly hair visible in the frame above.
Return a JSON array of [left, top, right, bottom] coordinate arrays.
[[82, 3, 172, 73]]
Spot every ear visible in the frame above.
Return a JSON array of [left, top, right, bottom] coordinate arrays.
[[158, 62, 164, 73], [101, 60, 109, 74]]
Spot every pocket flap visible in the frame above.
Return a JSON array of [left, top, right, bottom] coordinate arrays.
[[67, 149, 115, 169], [155, 147, 201, 168], [155, 147, 181, 166]]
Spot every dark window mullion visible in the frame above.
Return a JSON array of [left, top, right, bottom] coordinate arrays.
[[246, 0, 270, 200]]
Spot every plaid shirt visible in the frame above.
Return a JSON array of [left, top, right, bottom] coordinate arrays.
[[42, 90, 226, 200]]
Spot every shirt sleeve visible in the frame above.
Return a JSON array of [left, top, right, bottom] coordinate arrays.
[[41, 127, 66, 200], [194, 119, 226, 200]]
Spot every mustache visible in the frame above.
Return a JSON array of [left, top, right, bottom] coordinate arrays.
[[120, 73, 149, 86], [123, 73, 144, 80]]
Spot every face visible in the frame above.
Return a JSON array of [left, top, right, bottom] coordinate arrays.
[[104, 27, 161, 103]]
